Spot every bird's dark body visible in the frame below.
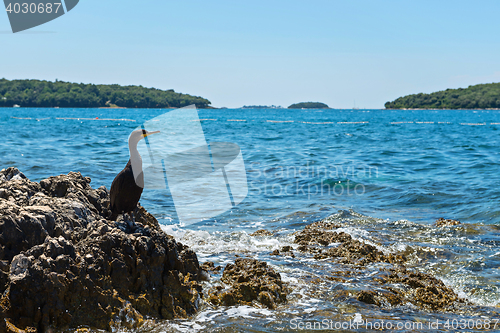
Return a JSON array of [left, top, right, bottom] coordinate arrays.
[[110, 160, 143, 219]]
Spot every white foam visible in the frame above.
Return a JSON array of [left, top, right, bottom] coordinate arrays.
[[225, 305, 275, 319], [160, 224, 293, 257]]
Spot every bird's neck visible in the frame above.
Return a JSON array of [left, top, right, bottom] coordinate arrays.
[[128, 138, 143, 180]]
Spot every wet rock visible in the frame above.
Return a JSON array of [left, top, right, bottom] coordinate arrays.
[[294, 222, 405, 266], [297, 216, 466, 313], [314, 237, 405, 265], [357, 290, 380, 306], [209, 258, 287, 309], [270, 246, 295, 258], [250, 229, 273, 237], [436, 218, 461, 227], [379, 266, 468, 311], [200, 261, 222, 273], [0, 169, 204, 332], [294, 221, 343, 246], [357, 266, 468, 311]]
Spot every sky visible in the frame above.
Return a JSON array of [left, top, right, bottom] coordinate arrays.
[[1, 0, 500, 108]]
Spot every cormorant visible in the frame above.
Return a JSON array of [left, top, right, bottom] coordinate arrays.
[[110, 129, 160, 223]]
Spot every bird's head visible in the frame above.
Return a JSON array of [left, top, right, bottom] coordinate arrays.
[[129, 129, 161, 146]]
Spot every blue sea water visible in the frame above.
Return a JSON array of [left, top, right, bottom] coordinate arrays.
[[3, 108, 500, 226], [2, 107, 500, 332]]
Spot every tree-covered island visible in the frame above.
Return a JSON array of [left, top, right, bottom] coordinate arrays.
[[288, 102, 329, 109], [0, 79, 211, 108], [385, 82, 500, 109]]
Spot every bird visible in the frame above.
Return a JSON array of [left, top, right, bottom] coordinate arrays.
[[110, 129, 160, 226]]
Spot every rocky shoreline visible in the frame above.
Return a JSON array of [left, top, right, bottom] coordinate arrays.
[[0, 168, 208, 332], [0, 168, 481, 332]]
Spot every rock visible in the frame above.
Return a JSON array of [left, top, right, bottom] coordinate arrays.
[[295, 217, 466, 313], [270, 246, 295, 258], [200, 261, 221, 273], [436, 218, 461, 227], [357, 291, 380, 306], [379, 267, 468, 311], [0, 169, 204, 332], [357, 267, 468, 311], [294, 222, 405, 266], [0, 167, 27, 183], [250, 229, 273, 237], [313, 236, 405, 265], [294, 221, 343, 246], [209, 258, 287, 309]]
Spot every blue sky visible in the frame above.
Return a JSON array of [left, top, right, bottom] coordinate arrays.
[[1, 0, 500, 108]]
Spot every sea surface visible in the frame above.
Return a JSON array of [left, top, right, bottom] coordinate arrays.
[[2, 107, 500, 332]]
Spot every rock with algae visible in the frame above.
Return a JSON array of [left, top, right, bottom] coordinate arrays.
[[435, 218, 461, 227], [358, 266, 469, 311], [0, 168, 205, 332], [294, 221, 405, 266], [208, 258, 287, 309], [296, 215, 469, 312]]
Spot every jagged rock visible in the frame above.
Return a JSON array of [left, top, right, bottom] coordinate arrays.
[[294, 221, 344, 246], [357, 290, 380, 306], [379, 267, 469, 311], [0, 167, 27, 183], [208, 258, 287, 309], [297, 217, 466, 312], [200, 261, 221, 273], [250, 229, 273, 237], [0, 168, 204, 332], [270, 246, 295, 258], [436, 218, 461, 227], [313, 236, 405, 265], [357, 267, 468, 311], [294, 222, 405, 265]]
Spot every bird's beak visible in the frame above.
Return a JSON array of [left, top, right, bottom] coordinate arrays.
[[144, 130, 160, 137]]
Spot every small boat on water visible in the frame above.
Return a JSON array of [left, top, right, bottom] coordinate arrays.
[[13, 104, 20, 108]]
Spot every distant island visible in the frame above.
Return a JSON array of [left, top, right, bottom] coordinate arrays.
[[0, 79, 211, 108], [385, 82, 500, 109], [241, 105, 283, 109], [288, 102, 329, 109]]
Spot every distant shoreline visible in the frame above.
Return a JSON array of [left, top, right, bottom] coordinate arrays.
[[0, 79, 212, 109], [2, 106, 500, 110], [387, 108, 500, 110], [0, 106, 215, 109], [385, 82, 500, 109]]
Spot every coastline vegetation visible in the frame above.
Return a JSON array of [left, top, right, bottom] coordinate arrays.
[[0, 79, 211, 108], [385, 82, 500, 109], [288, 102, 329, 109]]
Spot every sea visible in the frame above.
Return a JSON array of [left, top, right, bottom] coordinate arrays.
[[2, 107, 500, 332]]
